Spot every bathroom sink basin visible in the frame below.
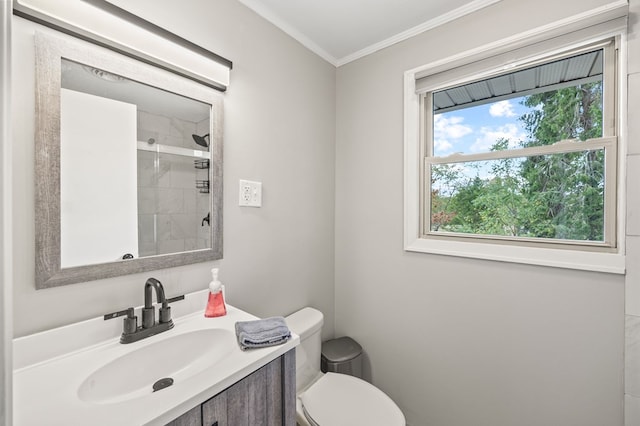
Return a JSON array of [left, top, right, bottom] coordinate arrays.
[[78, 328, 236, 404]]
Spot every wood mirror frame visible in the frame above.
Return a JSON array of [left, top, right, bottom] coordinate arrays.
[[34, 31, 223, 289]]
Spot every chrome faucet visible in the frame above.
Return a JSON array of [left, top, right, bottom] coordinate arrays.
[[119, 278, 175, 344]]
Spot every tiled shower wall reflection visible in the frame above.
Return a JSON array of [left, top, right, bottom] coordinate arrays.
[[136, 110, 210, 257], [626, 1, 640, 424]]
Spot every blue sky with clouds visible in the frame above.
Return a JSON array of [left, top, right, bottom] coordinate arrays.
[[433, 97, 531, 157]]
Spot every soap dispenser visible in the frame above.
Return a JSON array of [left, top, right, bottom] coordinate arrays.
[[205, 268, 227, 317]]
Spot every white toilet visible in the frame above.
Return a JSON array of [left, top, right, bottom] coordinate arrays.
[[285, 307, 406, 426]]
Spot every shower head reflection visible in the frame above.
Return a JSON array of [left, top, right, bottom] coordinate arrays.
[[192, 133, 210, 148]]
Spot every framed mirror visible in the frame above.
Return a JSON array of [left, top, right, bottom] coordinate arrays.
[[34, 31, 223, 288]]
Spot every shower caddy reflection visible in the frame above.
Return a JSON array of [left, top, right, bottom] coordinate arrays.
[[194, 158, 210, 194]]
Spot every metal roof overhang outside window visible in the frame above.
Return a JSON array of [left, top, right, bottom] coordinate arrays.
[[431, 49, 603, 114]]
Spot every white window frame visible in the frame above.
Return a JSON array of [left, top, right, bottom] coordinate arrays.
[[403, 12, 628, 274], [423, 40, 616, 248]]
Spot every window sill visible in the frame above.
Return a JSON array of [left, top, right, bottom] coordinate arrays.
[[405, 236, 625, 274]]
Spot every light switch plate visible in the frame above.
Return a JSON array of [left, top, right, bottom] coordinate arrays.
[[239, 179, 262, 207]]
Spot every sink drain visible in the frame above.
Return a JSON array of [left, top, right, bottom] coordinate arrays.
[[152, 377, 174, 393]]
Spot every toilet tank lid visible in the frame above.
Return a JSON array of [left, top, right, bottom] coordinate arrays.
[[285, 307, 324, 339]]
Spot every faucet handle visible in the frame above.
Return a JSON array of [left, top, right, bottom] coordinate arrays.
[[103, 308, 130, 321], [159, 294, 184, 324], [123, 307, 138, 335], [159, 305, 171, 324]]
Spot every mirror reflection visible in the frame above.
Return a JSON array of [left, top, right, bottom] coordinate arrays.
[[60, 59, 212, 268]]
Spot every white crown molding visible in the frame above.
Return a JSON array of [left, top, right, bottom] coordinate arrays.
[[237, 0, 502, 68], [336, 0, 502, 66], [236, 0, 339, 66]]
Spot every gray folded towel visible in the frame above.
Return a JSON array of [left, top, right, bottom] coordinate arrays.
[[235, 316, 291, 351]]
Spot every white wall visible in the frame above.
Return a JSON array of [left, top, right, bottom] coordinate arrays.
[[11, 0, 336, 339], [335, 0, 625, 425]]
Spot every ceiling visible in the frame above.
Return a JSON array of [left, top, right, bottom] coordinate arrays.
[[236, 0, 502, 66]]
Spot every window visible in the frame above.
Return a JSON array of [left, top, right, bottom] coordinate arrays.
[[404, 18, 627, 273], [422, 41, 616, 250]]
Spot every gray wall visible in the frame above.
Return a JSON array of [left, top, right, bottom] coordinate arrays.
[[335, 0, 626, 425], [11, 0, 336, 339], [9, 0, 635, 425]]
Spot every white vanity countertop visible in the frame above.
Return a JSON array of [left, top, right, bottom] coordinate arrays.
[[13, 292, 299, 426]]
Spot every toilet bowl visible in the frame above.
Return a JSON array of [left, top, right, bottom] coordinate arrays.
[[285, 308, 405, 426]]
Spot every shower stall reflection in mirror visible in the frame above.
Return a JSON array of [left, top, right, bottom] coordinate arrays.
[[136, 121, 212, 258]]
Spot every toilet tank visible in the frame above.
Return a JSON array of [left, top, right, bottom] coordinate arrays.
[[285, 307, 324, 391]]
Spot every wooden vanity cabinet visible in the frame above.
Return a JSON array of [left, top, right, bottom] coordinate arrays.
[[166, 406, 201, 426], [166, 349, 296, 426]]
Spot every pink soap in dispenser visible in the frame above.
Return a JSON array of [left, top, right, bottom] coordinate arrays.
[[205, 268, 227, 317]]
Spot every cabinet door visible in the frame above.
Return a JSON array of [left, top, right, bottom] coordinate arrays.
[[202, 390, 227, 426], [264, 356, 283, 425], [262, 350, 295, 425], [228, 364, 268, 426], [201, 350, 296, 426], [202, 365, 268, 426], [281, 349, 296, 426], [165, 405, 202, 426]]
